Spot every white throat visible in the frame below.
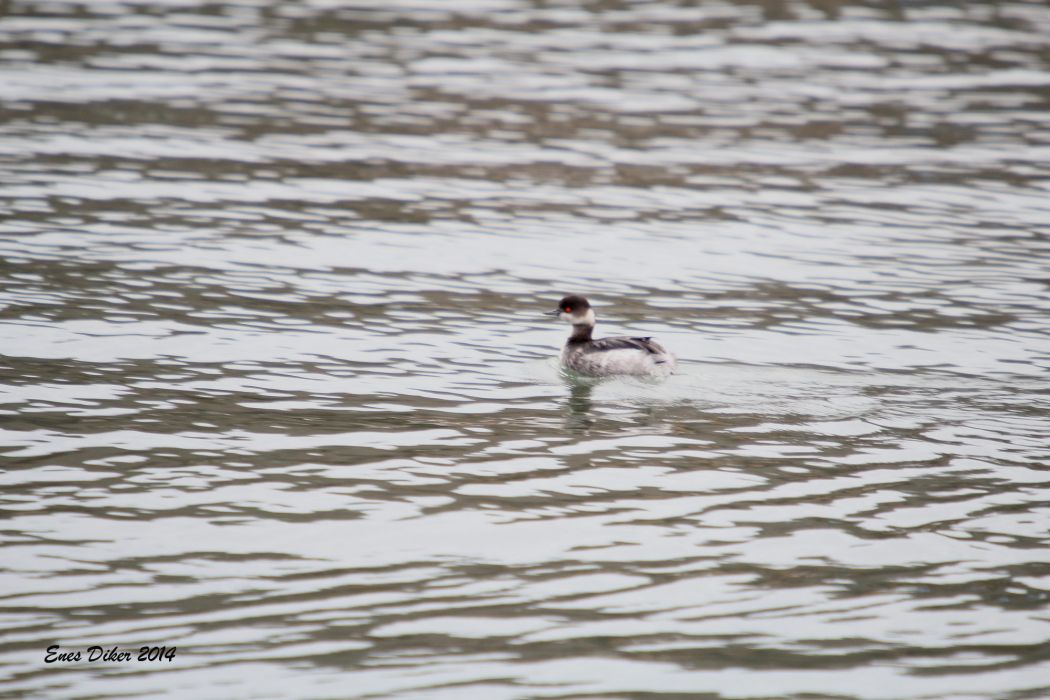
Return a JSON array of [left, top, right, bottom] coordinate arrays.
[[562, 308, 595, 326]]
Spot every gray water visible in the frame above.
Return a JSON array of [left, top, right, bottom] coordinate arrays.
[[2, 1, 1050, 698]]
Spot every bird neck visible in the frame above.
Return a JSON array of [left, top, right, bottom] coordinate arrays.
[[568, 323, 594, 343]]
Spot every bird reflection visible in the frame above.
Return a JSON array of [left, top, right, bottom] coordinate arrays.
[[563, 375, 673, 433], [563, 380, 596, 430]]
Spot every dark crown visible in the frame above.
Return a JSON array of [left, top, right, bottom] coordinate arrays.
[[557, 295, 591, 313]]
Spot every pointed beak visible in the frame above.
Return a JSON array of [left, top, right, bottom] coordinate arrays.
[[546, 309, 562, 317]]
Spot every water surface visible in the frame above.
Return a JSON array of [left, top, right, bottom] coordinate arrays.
[[2, 1, 1050, 698]]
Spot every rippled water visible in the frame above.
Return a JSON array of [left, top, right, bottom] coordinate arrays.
[[3, 0, 1050, 698]]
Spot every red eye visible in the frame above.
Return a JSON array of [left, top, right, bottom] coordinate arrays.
[[563, 307, 570, 312]]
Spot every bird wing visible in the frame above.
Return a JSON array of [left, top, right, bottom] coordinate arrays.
[[587, 336, 667, 355]]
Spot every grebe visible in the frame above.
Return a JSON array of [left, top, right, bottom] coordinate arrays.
[[550, 295, 676, 378]]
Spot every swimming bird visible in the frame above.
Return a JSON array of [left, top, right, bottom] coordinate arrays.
[[549, 295, 677, 378]]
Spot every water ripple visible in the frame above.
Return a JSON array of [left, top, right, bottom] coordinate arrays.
[[2, 0, 1050, 698]]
